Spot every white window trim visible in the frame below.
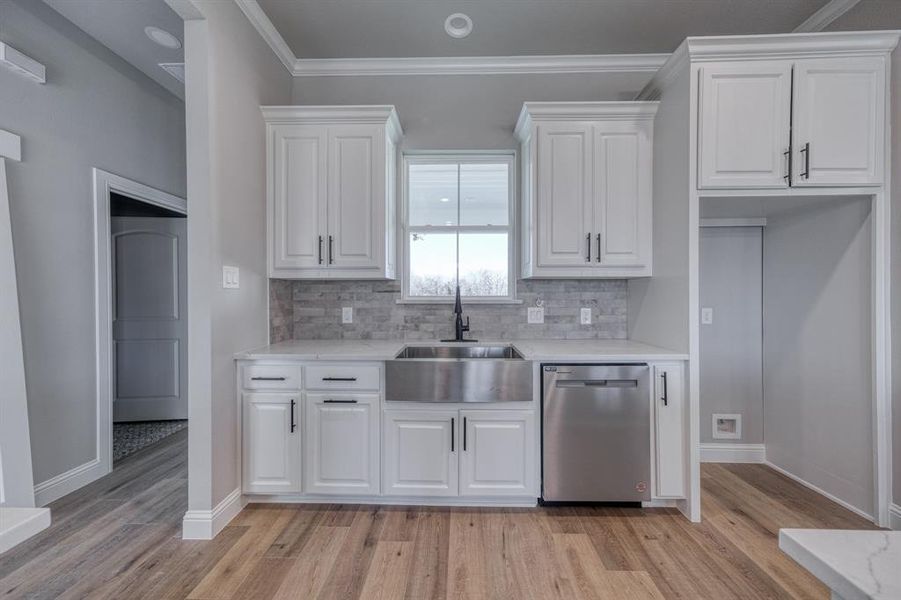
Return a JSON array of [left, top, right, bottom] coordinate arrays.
[[399, 152, 518, 304]]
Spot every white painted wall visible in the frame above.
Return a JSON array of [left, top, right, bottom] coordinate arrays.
[[0, 0, 186, 497], [290, 73, 652, 150], [699, 227, 763, 445], [763, 197, 874, 516], [179, 0, 292, 519]]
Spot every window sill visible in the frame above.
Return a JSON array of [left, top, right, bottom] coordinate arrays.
[[397, 298, 524, 306]]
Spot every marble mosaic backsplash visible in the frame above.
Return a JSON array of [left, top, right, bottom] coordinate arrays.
[[270, 279, 628, 343]]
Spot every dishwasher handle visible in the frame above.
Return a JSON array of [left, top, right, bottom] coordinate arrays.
[[553, 379, 639, 388]]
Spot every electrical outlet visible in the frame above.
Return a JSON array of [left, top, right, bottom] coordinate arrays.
[[527, 306, 544, 324], [701, 307, 714, 325], [222, 266, 239, 289], [580, 307, 592, 325], [342, 307, 353, 324]]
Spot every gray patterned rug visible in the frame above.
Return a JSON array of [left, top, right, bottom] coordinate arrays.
[[113, 420, 188, 462]]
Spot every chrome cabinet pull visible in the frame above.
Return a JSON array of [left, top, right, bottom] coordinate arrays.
[[783, 147, 792, 185]]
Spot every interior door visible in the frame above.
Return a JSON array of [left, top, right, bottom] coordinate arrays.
[[594, 123, 651, 268], [304, 393, 379, 495], [383, 410, 457, 497], [792, 57, 885, 186], [535, 123, 593, 267], [698, 61, 792, 189], [459, 410, 535, 497], [243, 393, 301, 494], [271, 124, 328, 272], [111, 216, 186, 422], [327, 124, 384, 270]]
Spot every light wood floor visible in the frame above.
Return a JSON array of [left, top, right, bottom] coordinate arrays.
[[0, 429, 878, 599]]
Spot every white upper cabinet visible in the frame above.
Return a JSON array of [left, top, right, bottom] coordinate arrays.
[[698, 62, 792, 189], [516, 102, 657, 279], [792, 57, 885, 187], [263, 106, 402, 279], [694, 40, 890, 191]]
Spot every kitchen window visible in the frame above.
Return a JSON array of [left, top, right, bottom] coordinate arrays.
[[402, 154, 516, 303]]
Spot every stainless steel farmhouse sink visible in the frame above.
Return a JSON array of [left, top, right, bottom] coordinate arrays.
[[386, 345, 533, 403]]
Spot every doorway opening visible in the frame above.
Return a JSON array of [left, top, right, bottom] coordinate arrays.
[[93, 169, 187, 473]]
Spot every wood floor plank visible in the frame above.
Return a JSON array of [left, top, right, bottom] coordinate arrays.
[[553, 533, 664, 600], [271, 525, 349, 600], [316, 506, 388, 600], [358, 541, 415, 599], [402, 508, 449, 600]]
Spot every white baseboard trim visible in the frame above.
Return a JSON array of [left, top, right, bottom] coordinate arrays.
[[764, 460, 875, 522], [182, 488, 245, 540], [0, 507, 51, 554], [890, 503, 901, 531], [33, 458, 106, 507], [700, 443, 766, 463], [246, 493, 538, 508]]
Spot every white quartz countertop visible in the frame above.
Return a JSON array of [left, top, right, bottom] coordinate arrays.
[[779, 529, 901, 600], [236, 339, 688, 361]]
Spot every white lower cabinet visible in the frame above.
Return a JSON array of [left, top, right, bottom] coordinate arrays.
[[653, 364, 686, 498], [243, 393, 302, 494], [383, 410, 458, 497], [305, 393, 380, 495], [460, 410, 536, 497], [383, 409, 537, 499]]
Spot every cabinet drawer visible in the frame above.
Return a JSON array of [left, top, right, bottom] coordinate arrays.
[[306, 364, 380, 391], [242, 364, 302, 390]]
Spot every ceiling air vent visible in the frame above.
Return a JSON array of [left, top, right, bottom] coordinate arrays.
[[159, 62, 185, 84]]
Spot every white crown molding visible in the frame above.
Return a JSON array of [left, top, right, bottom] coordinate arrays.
[[291, 53, 670, 77], [261, 105, 403, 139], [794, 0, 862, 33], [234, 0, 296, 73], [515, 101, 659, 140], [638, 30, 901, 100]]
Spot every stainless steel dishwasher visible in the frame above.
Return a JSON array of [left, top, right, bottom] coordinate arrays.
[[541, 364, 650, 503]]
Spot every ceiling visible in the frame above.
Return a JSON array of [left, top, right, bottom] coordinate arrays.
[[43, 0, 184, 99], [825, 0, 901, 31], [256, 0, 834, 59]]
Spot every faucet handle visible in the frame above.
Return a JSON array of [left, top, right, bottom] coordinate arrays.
[[463, 316, 470, 332]]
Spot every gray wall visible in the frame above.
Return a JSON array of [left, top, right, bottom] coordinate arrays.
[[291, 72, 652, 150], [270, 279, 627, 343], [0, 0, 186, 488], [699, 227, 763, 445], [763, 197, 874, 516], [182, 1, 293, 511]]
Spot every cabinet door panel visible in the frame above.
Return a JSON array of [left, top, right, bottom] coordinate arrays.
[[536, 124, 593, 267], [792, 57, 884, 186], [271, 125, 327, 271], [305, 393, 379, 495], [383, 411, 457, 497], [595, 125, 651, 268], [243, 393, 301, 494], [698, 62, 792, 189], [654, 366, 685, 498], [328, 125, 384, 270], [460, 410, 536, 497]]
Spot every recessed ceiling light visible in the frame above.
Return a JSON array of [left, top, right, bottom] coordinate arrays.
[[444, 13, 473, 39], [145, 26, 181, 50]]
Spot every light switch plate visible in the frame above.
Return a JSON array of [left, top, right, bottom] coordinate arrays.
[[580, 307, 592, 325], [222, 266, 239, 289], [342, 307, 353, 324], [701, 307, 714, 325], [527, 306, 544, 324]]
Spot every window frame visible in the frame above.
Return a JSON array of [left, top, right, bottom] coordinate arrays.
[[400, 152, 518, 304]]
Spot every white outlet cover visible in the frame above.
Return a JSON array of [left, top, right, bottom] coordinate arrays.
[[527, 306, 544, 324], [222, 265, 239, 289], [701, 307, 714, 325], [342, 306, 353, 324], [580, 307, 592, 325]]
